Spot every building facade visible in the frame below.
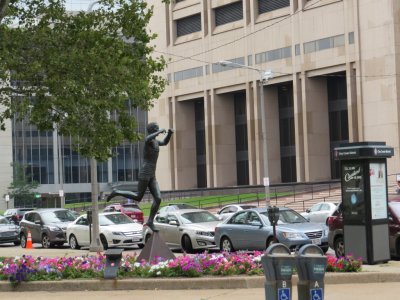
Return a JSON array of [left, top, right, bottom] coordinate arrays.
[[147, 0, 400, 190]]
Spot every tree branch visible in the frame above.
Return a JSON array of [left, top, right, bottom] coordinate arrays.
[[0, 0, 11, 22]]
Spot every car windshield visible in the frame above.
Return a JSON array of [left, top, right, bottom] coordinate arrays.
[[180, 211, 219, 224], [260, 209, 308, 224], [41, 210, 77, 223], [0, 217, 11, 225], [99, 214, 134, 226]]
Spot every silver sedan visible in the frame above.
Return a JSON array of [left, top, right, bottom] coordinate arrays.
[[143, 209, 221, 253], [215, 207, 329, 253]]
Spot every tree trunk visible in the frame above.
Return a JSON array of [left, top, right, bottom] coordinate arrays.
[[89, 157, 103, 252], [0, 0, 11, 21]]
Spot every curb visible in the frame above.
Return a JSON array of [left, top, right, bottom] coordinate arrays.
[[1, 271, 400, 292]]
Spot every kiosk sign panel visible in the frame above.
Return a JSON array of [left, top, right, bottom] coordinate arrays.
[[342, 163, 365, 222], [369, 162, 387, 220]]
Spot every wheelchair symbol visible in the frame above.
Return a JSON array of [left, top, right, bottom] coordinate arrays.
[[310, 288, 323, 300], [278, 288, 290, 300]]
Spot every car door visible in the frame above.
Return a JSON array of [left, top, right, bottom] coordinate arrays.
[[30, 213, 43, 243], [73, 216, 90, 246], [243, 211, 265, 250], [161, 213, 181, 247], [222, 211, 249, 250], [307, 203, 322, 222]]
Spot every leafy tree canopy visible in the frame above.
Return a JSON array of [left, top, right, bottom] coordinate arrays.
[[8, 162, 39, 203], [0, 0, 167, 161]]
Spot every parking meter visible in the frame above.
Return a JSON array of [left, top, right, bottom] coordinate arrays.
[[104, 248, 124, 279], [295, 244, 327, 300], [268, 206, 280, 242], [261, 243, 294, 300]]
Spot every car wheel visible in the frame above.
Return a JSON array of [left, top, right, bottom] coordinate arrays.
[[20, 234, 27, 248], [100, 234, 108, 250], [220, 237, 234, 252], [182, 235, 194, 253], [42, 234, 52, 249], [14, 241, 21, 246], [334, 236, 345, 257], [69, 234, 81, 250], [138, 243, 145, 249], [266, 237, 278, 249]]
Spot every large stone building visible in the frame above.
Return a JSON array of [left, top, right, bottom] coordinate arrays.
[[147, 0, 400, 190]]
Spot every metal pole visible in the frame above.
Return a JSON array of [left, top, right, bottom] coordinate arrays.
[[57, 129, 65, 208], [259, 77, 270, 207]]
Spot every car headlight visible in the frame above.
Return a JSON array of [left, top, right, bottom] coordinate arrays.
[[196, 231, 213, 237], [48, 226, 62, 231], [282, 232, 303, 239], [112, 231, 123, 235]]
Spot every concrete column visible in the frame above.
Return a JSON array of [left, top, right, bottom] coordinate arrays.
[[246, 82, 257, 185], [293, 73, 305, 182], [210, 92, 236, 187], [301, 76, 331, 181], [264, 85, 281, 183], [174, 99, 197, 189], [204, 90, 214, 188]]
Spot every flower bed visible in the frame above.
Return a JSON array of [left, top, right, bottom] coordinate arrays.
[[0, 252, 362, 284]]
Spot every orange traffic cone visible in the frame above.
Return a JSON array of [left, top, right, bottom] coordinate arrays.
[[26, 230, 33, 249]]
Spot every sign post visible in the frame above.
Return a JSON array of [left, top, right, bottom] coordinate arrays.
[[5, 194, 9, 209]]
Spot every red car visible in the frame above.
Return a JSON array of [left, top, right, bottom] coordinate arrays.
[[327, 199, 400, 258], [103, 203, 144, 224]]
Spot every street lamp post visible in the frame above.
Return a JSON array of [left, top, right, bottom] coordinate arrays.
[[217, 61, 273, 206]]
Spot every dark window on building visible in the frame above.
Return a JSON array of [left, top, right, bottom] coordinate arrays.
[[215, 1, 243, 26], [328, 73, 349, 179], [195, 100, 207, 188], [234, 92, 249, 185], [278, 85, 297, 183], [176, 14, 201, 37], [258, 0, 290, 14]]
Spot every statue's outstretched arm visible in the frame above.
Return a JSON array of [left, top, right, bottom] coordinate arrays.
[[159, 129, 174, 146], [145, 129, 166, 142]]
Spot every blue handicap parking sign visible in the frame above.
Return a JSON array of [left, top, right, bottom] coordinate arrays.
[[278, 288, 291, 300], [310, 288, 323, 300]]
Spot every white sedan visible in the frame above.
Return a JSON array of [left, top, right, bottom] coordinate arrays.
[[67, 212, 144, 250], [301, 202, 338, 223]]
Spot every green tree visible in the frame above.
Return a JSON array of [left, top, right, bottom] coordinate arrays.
[[8, 162, 40, 206], [0, 0, 167, 250]]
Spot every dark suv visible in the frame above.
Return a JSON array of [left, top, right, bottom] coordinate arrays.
[[20, 209, 77, 248], [327, 200, 400, 258]]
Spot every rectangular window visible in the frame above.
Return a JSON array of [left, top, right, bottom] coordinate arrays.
[[215, 1, 243, 26], [174, 66, 203, 82], [258, 0, 290, 14], [295, 44, 300, 56], [212, 57, 245, 73], [348, 32, 355, 44], [176, 14, 201, 37], [255, 46, 291, 64]]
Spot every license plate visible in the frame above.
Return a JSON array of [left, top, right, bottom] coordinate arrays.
[[311, 238, 321, 245]]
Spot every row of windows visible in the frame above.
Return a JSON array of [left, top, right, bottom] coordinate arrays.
[[172, 32, 354, 82], [176, 0, 290, 37]]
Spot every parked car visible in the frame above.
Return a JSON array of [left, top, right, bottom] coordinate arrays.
[[0, 216, 20, 245], [67, 212, 144, 250], [327, 200, 400, 258], [301, 202, 338, 223], [157, 203, 198, 215], [103, 203, 144, 223], [215, 204, 257, 221], [19, 208, 77, 248], [215, 207, 329, 253], [143, 209, 221, 253], [3, 208, 34, 224]]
